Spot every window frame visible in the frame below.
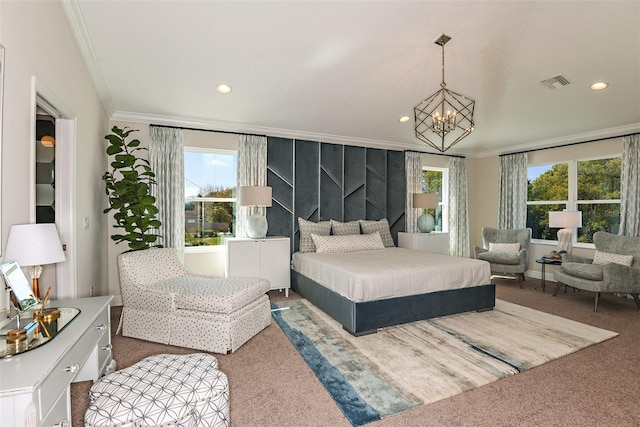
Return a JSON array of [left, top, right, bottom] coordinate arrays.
[[184, 147, 238, 253], [527, 154, 621, 248], [421, 166, 449, 233]]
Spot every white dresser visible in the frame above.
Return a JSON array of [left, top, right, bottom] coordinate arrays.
[[226, 236, 291, 297], [0, 296, 114, 426], [398, 232, 450, 255]]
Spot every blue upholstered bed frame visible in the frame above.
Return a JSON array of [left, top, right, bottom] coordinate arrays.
[[291, 269, 495, 336]]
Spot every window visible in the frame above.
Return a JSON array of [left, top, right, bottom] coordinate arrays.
[[526, 156, 621, 245], [184, 149, 237, 247], [421, 167, 449, 232]]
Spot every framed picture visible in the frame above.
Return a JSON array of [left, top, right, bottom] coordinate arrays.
[[0, 261, 38, 311]]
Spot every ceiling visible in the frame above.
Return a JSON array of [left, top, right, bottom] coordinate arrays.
[[63, 1, 640, 157]]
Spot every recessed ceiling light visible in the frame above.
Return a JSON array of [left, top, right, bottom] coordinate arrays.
[[590, 82, 608, 91], [398, 116, 411, 123], [216, 83, 232, 94]]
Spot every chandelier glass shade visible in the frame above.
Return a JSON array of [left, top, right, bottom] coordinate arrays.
[[414, 34, 476, 153]]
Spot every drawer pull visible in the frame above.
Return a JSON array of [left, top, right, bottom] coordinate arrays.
[[54, 420, 70, 427], [65, 364, 80, 374], [101, 344, 113, 351], [95, 324, 107, 331]]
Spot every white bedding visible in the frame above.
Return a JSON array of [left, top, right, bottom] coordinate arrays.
[[292, 247, 491, 303]]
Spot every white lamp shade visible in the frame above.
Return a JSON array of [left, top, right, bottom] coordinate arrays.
[[4, 223, 66, 267], [549, 211, 582, 228], [413, 193, 439, 209], [239, 186, 272, 207]]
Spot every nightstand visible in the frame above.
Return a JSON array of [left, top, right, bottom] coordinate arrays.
[[225, 236, 291, 297], [398, 232, 450, 255]]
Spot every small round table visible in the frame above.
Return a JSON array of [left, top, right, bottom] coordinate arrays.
[[536, 258, 562, 292]]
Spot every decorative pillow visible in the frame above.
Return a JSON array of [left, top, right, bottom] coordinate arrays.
[[561, 262, 604, 281], [330, 219, 361, 236], [298, 218, 331, 253], [311, 232, 385, 254], [359, 218, 395, 248], [592, 251, 633, 267], [477, 251, 520, 265], [488, 243, 520, 254]]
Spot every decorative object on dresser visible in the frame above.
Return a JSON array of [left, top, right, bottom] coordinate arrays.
[[553, 231, 640, 312], [239, 185, 272, 239], [474, 227, 531, 288], [118, 247, 271, 353], [4, 223, 66, 299], [226, 236, 291, 297], [0, 296, 115, 427], [549, 210, 582, 254], [398, 231, 449, 255], [412, 193, 439, 233]]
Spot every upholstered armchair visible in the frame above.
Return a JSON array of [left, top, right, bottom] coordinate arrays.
[[553, 231, 640, 311], [473, 227, 532, 288]]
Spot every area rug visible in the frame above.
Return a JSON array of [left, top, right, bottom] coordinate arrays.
[[271, 299, 617, 426]]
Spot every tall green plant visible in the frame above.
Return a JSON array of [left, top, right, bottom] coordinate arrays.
[[102, 126, 161, 251]]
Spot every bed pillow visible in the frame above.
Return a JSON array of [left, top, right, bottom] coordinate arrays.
[[298, 218, 331, 253], [592, 251, 633, 267], [359, 218, 395, 247], [311, 232, 385, 254], [330, 219, 361, 236], [488, 242, 520, 254]]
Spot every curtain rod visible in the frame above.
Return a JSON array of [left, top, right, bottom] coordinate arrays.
[[499, 132, 638, 157], [404, 149, 464, 159], [150, 124, 267, 138]]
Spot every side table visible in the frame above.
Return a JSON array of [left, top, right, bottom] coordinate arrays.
[[536, 258, 562, 292]]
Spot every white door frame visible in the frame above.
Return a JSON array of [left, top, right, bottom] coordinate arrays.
[[30, 77, 77, 299]]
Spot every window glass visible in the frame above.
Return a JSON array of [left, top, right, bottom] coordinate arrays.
[[421, 168, 448, 232], [184, 150, 237, 247]]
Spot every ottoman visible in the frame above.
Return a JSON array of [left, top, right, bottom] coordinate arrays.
[[85, 353, 229, 427]]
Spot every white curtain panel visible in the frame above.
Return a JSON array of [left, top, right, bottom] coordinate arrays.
[[448, 157, 470, 257], [236, 135, 268, 238], [497, 152, 528, 229], [619, 134, 640, 237], [404, 152, 422, 233], [149, 126, 185, 255]]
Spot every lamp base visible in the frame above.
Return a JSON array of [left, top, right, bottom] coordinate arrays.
[[246, 214, 268, 239], [417, 213, 435, 233], [557, 228, 573, 254]]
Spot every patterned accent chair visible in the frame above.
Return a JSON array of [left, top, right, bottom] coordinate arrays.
[[473, 227, 532, 288], [554, 231, 640, 311], [117, 248, 271, 353]]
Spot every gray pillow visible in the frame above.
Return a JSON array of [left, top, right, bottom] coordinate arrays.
[[330, 219, 361, 236], [560, 262, 604, 281], [359, 218, 395, 248], [477, 251, 520, 265], [298, 218, 331, 252]]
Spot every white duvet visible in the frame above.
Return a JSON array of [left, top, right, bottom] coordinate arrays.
[[292, 247, 491, 303]]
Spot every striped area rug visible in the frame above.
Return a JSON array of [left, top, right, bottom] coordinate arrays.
[[271, 299, 617, 426]]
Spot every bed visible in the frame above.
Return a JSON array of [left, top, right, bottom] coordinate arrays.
[[291, 247, 495, 335]]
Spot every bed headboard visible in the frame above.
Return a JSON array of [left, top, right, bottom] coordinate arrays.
[[266, 137, 406, 253]]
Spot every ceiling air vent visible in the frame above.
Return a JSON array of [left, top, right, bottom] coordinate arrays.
[[540, 75, 571, 89]]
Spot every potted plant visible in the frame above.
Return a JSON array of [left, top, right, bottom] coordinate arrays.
[[102, 126, 162, 250]]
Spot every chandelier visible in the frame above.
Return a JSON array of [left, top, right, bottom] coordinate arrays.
[[414, 34, 475, 152]]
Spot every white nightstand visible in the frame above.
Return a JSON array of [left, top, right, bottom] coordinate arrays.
[[398, 232, 450, 255], [225, 236, 291, 297]]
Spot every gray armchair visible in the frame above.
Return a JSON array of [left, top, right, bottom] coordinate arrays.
[[473, 227, 532, 288], [553, 231, 640, 311]]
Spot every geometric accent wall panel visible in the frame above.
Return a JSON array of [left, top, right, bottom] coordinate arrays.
[[320, 143, 343, 221], [386, 150, 406, 244], [267, 137, 294, 247], [344, 145, 366, 221], [365, 148, 387, 220]]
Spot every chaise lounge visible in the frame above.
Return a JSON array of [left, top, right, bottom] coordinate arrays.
[[117, 248, 271, 353]]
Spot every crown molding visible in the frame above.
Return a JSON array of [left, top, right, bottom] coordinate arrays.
[[61, 0, 115, 116]]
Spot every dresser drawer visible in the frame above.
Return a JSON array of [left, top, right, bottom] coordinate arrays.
[[40, 388, 70, 427], [38, 309, 109, 419]]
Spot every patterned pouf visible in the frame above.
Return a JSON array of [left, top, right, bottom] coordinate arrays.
[[85, 353, 229, 427]]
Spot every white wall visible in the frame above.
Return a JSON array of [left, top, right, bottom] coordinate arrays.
[[0, 1, 109, 309]]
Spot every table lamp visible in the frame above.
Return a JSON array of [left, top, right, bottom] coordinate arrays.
[[4, 223, 66, 299], [239, 186, 272, 239], [413, 193, 439, 233], [549, 211, 582, 254]]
